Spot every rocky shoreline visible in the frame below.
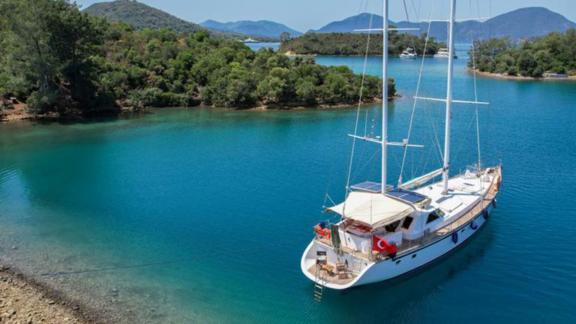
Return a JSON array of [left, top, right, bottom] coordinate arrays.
[[471, 69, 576, 81], [0, 264, 104, 324], [1, 99, 388, 123]]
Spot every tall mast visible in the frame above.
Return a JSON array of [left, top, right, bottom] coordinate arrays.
[[381, 0, 389, 194], [442, 0, 456, 194]]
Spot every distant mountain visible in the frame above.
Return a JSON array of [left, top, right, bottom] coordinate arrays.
[[201, 20, 302, 39], [315, 13, 384, 34], [460, 7, 576, 41], [84, 0, 205, 34], [314, 7, 576, 42]]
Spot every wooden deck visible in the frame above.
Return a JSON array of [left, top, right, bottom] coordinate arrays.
[[435, 169, 500, 236], [398, 167, 501, 254], [308, 264, 356, 285]]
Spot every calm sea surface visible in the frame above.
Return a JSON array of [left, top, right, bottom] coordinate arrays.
[[1, 53, 576, 323]]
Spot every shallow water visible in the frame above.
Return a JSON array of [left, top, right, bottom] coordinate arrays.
[[1, 55, 576, 323]]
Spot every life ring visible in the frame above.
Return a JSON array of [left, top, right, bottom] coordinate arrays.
[[314, 225, 331, 239], [470, 220, 478, 230], [452, 232, 459, 244]]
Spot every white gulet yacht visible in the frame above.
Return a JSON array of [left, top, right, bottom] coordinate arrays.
[[301, 0, 502, 292]]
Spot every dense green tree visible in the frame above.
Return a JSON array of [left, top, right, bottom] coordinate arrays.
[[0, 0, 395, 116], [295, 78, 317, 105], [470, 30, 576, 78], [280, 32, 444, 56], [0, 0, 107, 114], [257, 76, 287, 105]]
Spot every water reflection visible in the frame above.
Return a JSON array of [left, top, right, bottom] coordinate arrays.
[[317, 226, 494, 323]]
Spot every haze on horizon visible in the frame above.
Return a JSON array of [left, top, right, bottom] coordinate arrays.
[[76, 0, 575, 32]]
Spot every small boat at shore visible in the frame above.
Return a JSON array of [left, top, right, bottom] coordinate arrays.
[[301, 0, 502, 294]]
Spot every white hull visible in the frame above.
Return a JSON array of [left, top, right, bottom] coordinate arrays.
[[301, 203, 492, 289], [301, 167, 501, 290]]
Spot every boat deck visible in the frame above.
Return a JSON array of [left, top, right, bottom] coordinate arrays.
[[436, 170, 500, 235], [307, 263, 356, 285], [305, 168, 501, 286], [400, 168, 500, 252], [314, 168, 501, 260]]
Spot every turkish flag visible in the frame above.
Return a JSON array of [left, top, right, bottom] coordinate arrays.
[[373, 235, 398, 255]]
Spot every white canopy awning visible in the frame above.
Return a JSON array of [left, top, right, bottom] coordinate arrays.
[[328, 192, 414, 228]]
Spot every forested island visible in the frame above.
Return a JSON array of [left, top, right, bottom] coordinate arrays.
[[0, 0, 392, 121], [279, 32, 443, 56], [470, 29, 576, 79]]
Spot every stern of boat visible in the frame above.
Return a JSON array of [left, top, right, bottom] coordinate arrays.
[[301, 239, 374, 290]]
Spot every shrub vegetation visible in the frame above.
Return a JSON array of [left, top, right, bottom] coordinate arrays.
[[469, 30, 576, 78], [279, 32, 443, 56], [0, 0, 392, 117]]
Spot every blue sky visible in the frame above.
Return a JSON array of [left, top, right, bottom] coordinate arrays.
[[76, 0, 575, 32]]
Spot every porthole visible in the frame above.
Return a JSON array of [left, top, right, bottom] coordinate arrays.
[[396, 260, 402, 265], [412, 254, 417, 259]]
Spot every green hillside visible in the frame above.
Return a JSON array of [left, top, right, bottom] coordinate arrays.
[[279, 32, 443, 56], [0, 0, 389, 118], [84, 0, 204, 34], [470, 29, 576, 78]]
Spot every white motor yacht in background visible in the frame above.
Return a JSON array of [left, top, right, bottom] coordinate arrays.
[[434, 47, 458, 59], [301, 0, 501, 296], [400, 47, 417, 59], [434, 48, 450, 58]]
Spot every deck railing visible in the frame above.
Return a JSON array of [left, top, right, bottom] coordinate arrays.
[[314, 167, 501, 262]]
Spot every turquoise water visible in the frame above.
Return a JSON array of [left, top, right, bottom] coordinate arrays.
[[1, 56, 576, 323]]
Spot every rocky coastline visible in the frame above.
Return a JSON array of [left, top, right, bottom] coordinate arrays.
[[0, 264, 104, 324]]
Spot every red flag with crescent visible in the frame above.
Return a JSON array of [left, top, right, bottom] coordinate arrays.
[[373, 235, 398, 255]]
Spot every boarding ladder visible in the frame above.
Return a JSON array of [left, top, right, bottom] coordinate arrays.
[[313, 250, 328, 302], [313, 263, 326, 303]]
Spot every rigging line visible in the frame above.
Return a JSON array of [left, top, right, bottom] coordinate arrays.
[[418, 139, 434, 179], [427, 102, 444, 164], [39, 259, 188, 277], [397, 12, 433, 186], [403, 0, 419, 56], [321, 148, 339, 209], [449, 0, 482, 175], [409, 0, 420, 22], [323, 0, 369, 210], [323, 193, 336, 209], [402, 0, 410, 22], [453, 105, 478, 166], [351, 147, 380, 186], [364, 109, 369, 136], [415, 0, 423, 22], [343, 0, 373, 215]]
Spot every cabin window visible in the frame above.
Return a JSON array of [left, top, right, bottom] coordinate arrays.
[[426, 211, 441, 224], [427, 213, 439, 224], [426, 209, 444, 224], [385, 220, 401, 232], [402, 217, 413, 230], [427, 209, 445, 224]]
